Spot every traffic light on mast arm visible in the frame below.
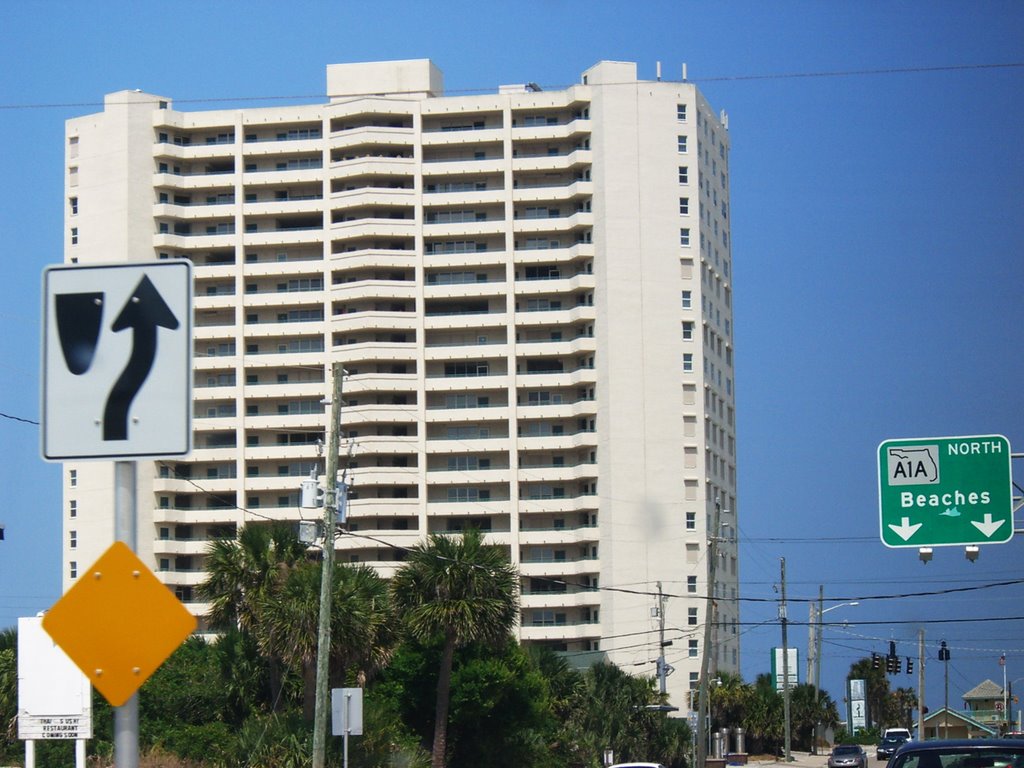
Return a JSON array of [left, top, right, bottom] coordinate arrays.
[[872, 653, 881, 670], [886, 655, 896, 674], [906, 657, 914, 675]]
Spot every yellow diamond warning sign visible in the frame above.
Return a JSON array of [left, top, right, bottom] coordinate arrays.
[[42, 541, 197, 706]]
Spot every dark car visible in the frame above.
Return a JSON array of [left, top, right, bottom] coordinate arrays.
[[887, 739, 1024, 768], [878, 736, 909, 760], [829, 744, 868, 768]]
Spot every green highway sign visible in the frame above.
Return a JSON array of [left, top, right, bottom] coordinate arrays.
[[878, 434, 1013, 548]]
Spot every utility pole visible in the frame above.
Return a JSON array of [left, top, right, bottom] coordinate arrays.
[[917, 629, 925, 740], [812, 584, 824, 755], [656, 581, 670, 696], [781, 557, 792, 763], [696, 498, 723, 768], [312, 363, 345, 768], [806, 600, 816, 689]]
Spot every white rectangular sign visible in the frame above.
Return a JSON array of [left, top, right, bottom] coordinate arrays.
[[849, 678, 867, 731], [331, 687, 364, 736], [17, 616, 92, 740], [42, 260, 193, 460], [771, 647, 799, 692]]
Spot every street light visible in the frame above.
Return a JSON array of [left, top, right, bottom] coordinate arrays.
[[807, 592, 859, 754]]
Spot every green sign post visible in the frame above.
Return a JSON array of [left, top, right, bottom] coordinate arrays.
[[878, 434, 1013, 548]]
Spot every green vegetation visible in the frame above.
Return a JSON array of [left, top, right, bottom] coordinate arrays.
[[1, 528, 899, 767], [0, 526, 693, 767]]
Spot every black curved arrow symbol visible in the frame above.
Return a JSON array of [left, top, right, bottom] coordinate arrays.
[[102, 275, 179, 441]]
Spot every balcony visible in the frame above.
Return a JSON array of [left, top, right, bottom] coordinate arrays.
[[518, 623, 601, 642], [420, 126, 505, 147], [331, 279, 417, 303], [329, 248, 415, 271], [328, 126, 414, 151], [330, 156, 415, 180], [511, 148, 592, 173], [511, 179, 594, 204], [330, 309, 417, 334]]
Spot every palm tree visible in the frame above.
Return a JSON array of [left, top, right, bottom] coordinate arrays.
[[710, 671, 751, 732], [790, 683, 839, 751], [889, 687, 918, 729], [390, 528, 518, 768], [199, 522, 308, 709], [744, 674, 784, 755], [199, 522, 307, 633], [259, 561, 395, 720]]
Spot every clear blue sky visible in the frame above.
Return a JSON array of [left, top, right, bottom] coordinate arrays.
[[2, 0, 1023, 720]]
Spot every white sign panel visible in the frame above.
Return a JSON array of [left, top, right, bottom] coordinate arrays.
[[331, 687, 364, 736], [849, 678, 867, 731], [42, 260, 192, 460], [771, 647, 799, 692], [18, 616, 92, 740]]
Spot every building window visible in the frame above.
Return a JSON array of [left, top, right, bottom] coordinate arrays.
[[688, 607, 698, 626], [677, 104, 687, 122], [683, 353, 694, 372], [682, 321, 694, 341], [69, 561, 77, 579], [677, 135, 688, 153], [680, 228, 691, 247], [687, 575, 697, 593], [69, 469, 77, 487], [689, 639, 699, 658], [686, 511, 696, 530], [678, 166, 689, 185], [69, 531, 77, 549], [681, 290, 692, 309], [70, 197, 78, 215], [69, 500, 77, 517], [70, 227, 78, 245], [679, 197, 689, 215]]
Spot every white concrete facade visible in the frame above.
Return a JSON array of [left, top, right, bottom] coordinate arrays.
[[61, 59, 738, 710]]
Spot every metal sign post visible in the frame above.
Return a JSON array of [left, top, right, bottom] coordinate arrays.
[[332, 687, 363, 768], [114, 461, 139, 768]]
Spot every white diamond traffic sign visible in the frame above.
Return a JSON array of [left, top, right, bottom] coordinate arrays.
[[878, 434, 1013, 548], [42, 261, 192, 460]]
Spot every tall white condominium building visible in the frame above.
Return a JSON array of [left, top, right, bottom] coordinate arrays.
[[61, 59, 738, 709]]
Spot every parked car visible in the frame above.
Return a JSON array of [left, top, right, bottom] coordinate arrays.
[[884, 728, 913, 742], [878, 735, 909, 760], [829, 744, 868, 768], [887, 739, 1024, 768], [609, 764, 667, 768]]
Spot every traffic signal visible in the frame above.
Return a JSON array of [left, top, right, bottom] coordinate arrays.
[[906, 657, 914, 675], [886, 656, 895, 674], [894, 656, 902, 674], [873, 653, 881, 670]]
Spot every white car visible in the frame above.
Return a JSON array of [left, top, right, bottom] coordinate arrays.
[[610, 764, 667, 768]]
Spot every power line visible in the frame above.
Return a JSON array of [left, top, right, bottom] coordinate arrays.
[[692, 62, 1024, 83], [0, 62, 1020, 111], [0, 411, 38, 425]]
